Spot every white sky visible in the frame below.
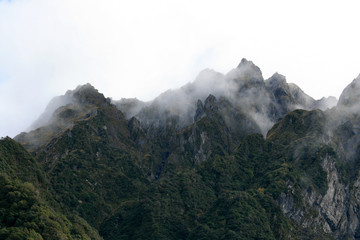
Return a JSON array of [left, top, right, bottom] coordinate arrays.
[[0, 0, 359, 137]]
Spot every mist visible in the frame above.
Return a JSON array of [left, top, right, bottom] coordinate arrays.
[[14, 56, 344, 145], [1, 0, 359, 138], [114, 59, 337, 137]]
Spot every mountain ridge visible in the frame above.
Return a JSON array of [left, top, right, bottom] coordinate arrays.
[[4, 59, 360, 239]]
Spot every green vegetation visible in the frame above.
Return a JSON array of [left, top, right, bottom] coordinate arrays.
[[5, 86, 341, 239], [0, 138, 101, 239]]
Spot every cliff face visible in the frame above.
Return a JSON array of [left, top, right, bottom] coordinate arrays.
[[8, 59, 360, 239], [266, 75, 360, 239]]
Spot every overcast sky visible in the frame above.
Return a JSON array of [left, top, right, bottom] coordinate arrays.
[[0, 0, 359, 137]]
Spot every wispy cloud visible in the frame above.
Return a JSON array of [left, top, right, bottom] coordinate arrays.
[[0, 0, 359, 137]]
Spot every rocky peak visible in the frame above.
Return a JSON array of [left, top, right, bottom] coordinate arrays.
[[266, 72, 287, 89], [15, 84, 118, 152], [287, 83, 315, 108], [204, 94, 218, 112], [234, 58, 264, 84], [72, 83, 109, 106], [29, 84, 106, 129], [338, 74, 360, 108], [237, 58, 259, 71], [265, 73, 290, 99]]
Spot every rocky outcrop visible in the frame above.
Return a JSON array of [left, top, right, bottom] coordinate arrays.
[[275, 82, 360, 239], [338, 75, 360, 108]]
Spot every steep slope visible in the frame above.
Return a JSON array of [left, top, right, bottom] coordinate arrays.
[[15, 84, 113, 152], [0, 137, 101, 240], [98, 132, 335, 240], [14, 59, 360, 239], [12, 87, 332, 239], [263, 74, 360, 239], [18, 85, 152, 229], [111, 59, 337, 179]]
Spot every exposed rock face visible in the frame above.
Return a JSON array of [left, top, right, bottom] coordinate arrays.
[[281, 153, 360, 239], [277, 155, 348, 236], [320, 156, 346, 233], [274, 78, 360, 239], [266, 73, 311, 116]]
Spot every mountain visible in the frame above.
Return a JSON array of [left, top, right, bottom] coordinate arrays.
[[0, 137, 101, 239], [114, 59, 335, 137], [5, 58, 360, 239]]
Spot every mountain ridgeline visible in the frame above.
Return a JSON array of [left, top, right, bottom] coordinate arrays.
[[2, 59, 360, 239]]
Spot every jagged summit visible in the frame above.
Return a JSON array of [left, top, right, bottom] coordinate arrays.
[[73, 83, 109, 105], [338, 74, 360, 108], [15, 83, 119, 152], [28, 83, 107, 131], [266, 72, 287, 87], [232, 58, 264, 84], [18, 59, 343, 153], [64, 83, 98, 98], [15, 57, 322, 155], [237, 58, 258, 70], [7, 58, 360, 240], [18, 59, 343, 151], [112, 58, 338, 138]]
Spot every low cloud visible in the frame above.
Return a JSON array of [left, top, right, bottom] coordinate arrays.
[[1, 1, 359, 137]]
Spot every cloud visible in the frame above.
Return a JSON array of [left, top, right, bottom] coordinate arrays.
[[0, 0, 360, 137]]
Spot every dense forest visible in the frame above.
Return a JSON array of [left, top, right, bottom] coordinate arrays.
[[2, 60, 360, 239]]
